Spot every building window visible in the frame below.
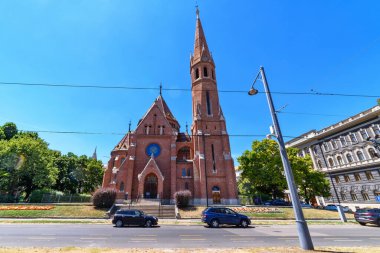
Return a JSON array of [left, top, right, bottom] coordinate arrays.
[[187, 168, 191, 177], [211, 144, 216, 173], [368, 148, 378, 159], [344, 175, 351, 182], [351, 193, 358, 201], [365, 171, 374, 180], [317, 160, 323, 169], [354, 173, 362, 181], [203, 67, 208, 77], [331, 140, 338, 149], [334, 176, 340, 184], [357, 151, 365, 161], [372, 125, 380, 135], [119, 182, 125, 192], [340, 193, 347, 201], [350, 133, 358, 143], [328, 158, 334, 167], [340, 137, 347, 147], [177, 147, 191, 162], [346, 153, 353, 163], [360, 129, 369, 140], [361, 192, 370, 201], [195, 68, 200, 79], [313, 146, 318, 155], [182, 168, 186, 177], [337, 156, 343, 165], [206, 91, 212, 115], [185, 182, 189, 190], [323, 143, 329, 151]]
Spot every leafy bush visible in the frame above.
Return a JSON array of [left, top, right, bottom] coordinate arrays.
[[29, 189, 56, 203], [174, 190, 192, 208], [92, 188, 116, 208]]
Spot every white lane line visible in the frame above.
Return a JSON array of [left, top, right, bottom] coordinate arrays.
[[324, 238, 348, 240], [130, 238, 157, 241], [179, 235, 201, 237], [136, 235, 157, 237], [334, 240, 362, 242], [180, 238, 206, 241], [80, 237, 107, 240], [278, 238, 297, 240], [27, 237, 55, 240]]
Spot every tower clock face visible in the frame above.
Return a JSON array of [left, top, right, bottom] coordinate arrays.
[[146, 143, 161, 157]]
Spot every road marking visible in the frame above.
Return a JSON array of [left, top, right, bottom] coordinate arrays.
[[130, 238, 157, 241], [224, 235, 252, 237], [370, 238, 380, 240], [179, 235, 201, 237], [278, 238, 297, 240], [80, 237, 107, 240], [27, 237, 55, 240], [181, 238, 206, 241], [136, 235, 156, 237], [231, 240, 250, 242], [334, 240, 362, 242], [324, 238, 348, 240]]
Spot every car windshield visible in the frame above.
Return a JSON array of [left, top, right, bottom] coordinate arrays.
[[139, 211, 144, 215], [356, 209, 376, 213]]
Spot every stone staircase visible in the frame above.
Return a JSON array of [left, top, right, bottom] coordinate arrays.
[[112, 199, 176, 219]]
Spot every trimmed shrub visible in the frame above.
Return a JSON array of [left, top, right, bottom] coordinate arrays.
[[174, 190, 192, 208], [92, 188, 116, 208]]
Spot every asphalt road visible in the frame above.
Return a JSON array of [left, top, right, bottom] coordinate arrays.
[[0, 223, 379, 248]]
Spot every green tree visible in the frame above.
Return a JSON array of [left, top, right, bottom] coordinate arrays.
[[82, 158, 104, 193], [238, 139, 330, 202], [238, 139, 287, 199], [2, 122, 18, 140], [0, 134, 58, 199]]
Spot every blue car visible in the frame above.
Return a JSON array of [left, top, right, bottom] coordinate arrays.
[[201, 207, 251, 228]]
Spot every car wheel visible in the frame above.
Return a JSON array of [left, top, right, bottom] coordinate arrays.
[[359, 222, 366, 226], [145, 219, 153, 227], [115, 220, 123, 228], [240, 219, 249, 228], [210, 219, 219, 228]]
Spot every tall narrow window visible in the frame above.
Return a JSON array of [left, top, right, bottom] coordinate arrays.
[[334, 176, 340, 184], [119, 182, 125, 192], [195, 68, 199, 79], [344, 175, 351, 182], [206, 91, 211, 115], [328, 158, 334, 167], [323, 143, 329, 151], [337, 156, 343, 165], [182, 168, 186, 177], [185, 182, 189, 190], [368, 148, 378, 159], [357, 151, 365, 161], [346, 153, 353, 163], [317, 160, 322, 169], [373, 125, 380, 135], [187, 168, 191, 177], [350, 133, 358, 143], [340, 137, 347, 146], [360, 129, 369, 140], [362, 192, 370, 201], [340, 193, 347, 201], [203, 67, 208, 77], [354, 173, 361, 181], [365, 171, 374, 180], [331, 140, 338, 149], [211, 144, 216, 173], [351, 193, 358, 201]]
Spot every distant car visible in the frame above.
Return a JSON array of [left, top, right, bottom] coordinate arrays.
[[264, 199, 290, 206], [300, 202, 313, 208], [354, 208, 380, 226], [324, 204, 350, 212], [201, 207, 251, 228], [112, 209, 158, 227]]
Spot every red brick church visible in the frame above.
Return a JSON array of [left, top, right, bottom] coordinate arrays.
[[102, 9, 238, 205]]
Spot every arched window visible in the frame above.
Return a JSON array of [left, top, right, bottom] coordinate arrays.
[[206, 91, 211, 115], [346, 153, 353, 163], [317, 160, 322, 169], [182, 168, 186, 177], [119, 182, 125, 192], [313, 146, 318, 155], [177, 147, 191, 161], [368, 148, 378, 159], [357, 151, 365, 161], [212, 186, 220, 192], [337, 156, 343, 165], [185, 182, 189, 190], [328, 158, 334, 167], [195, 68, 199, 79], [203, 67, 208, 77]]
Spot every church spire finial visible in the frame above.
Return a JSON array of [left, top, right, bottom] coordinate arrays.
[[196, 4, 199, 19], [128, 120, 131, 132], [159, 82, 162, 96]]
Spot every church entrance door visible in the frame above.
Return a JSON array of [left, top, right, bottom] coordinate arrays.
[[144, 173, 158, 199]]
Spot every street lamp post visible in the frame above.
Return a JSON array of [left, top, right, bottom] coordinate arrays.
[[248, 66, 314, 250]]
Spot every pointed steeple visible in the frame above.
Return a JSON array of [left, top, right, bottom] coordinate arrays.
[[192, 7, 213, 65], [92, 147, 97, 160]]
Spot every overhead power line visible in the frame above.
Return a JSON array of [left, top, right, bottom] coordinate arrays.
[[1, 81, 379, 98]]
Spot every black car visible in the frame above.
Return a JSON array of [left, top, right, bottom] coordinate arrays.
[[264, 199, 290, 206], [201, 207, 251, 228], [354, 208, 380, 226], [112, 209, 158, 227]]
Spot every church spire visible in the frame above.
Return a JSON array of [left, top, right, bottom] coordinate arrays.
[[192, 7, 213, 65]]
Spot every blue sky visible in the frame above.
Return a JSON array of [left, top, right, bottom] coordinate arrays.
[[1, 0, 379, 164]]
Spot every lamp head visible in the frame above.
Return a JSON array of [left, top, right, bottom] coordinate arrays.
[[248, 87, 258, 96]]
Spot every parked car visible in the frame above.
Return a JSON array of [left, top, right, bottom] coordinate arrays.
[[300, 202, 313, 208], [112, 209, 158, 227], [264, 199, 290, 206], [354, 208, 380, 226], [324, 204, 350, 212], [201, 207, 251, 228]]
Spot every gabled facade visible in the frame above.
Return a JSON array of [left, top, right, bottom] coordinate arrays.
[[102, 9, 239, 205]]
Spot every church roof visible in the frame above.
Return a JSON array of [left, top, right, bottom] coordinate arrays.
[[192, 7, 214, 65], [155, 95, 178, 123]]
